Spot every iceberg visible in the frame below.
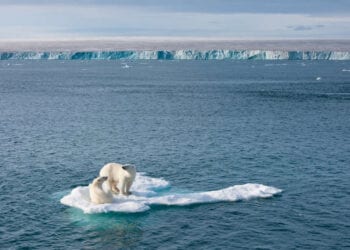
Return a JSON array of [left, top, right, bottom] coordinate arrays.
[[1, 50, 349, 60], [60, 173, 282, 214]]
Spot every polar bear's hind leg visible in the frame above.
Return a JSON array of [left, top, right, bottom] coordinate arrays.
[[109, 179, 120, 194]]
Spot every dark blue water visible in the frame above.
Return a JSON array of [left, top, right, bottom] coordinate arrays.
[[1, 60, 350, 249]]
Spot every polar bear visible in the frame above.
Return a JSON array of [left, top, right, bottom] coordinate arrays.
[[89, 176, 113, 204], [99, 163, 136, 195]]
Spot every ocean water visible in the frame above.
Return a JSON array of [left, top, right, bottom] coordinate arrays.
[[1, 60, 349, 249]]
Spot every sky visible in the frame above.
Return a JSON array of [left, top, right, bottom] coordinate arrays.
[[0, 0, 349, 40]]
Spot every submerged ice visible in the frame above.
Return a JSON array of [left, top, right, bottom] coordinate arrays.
[[60, 173, 282, 213]]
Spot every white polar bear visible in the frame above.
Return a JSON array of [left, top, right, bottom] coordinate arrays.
[[89, 176, 113, 204], [99, 163, 136, 195]]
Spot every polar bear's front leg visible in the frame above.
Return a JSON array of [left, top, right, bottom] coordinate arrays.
[[119, 180, 130, 195], [125, 180, 133, 195]]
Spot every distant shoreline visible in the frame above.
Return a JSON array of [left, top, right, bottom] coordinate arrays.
[[0, 38, 349, 52]]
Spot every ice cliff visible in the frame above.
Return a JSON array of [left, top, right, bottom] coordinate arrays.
[[0, 50, 349, 60]]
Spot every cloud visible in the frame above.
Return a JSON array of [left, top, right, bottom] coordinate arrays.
[[1, 0, 350, 15], [288, 24, 325, 31], [0, 3, 349, 39]]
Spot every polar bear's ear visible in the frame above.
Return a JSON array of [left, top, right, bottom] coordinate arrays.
[[100, 176, 108, 181]]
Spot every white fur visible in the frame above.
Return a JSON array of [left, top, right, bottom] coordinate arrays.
[[99, 163, 136, 195], [89, 176, 113, 204]]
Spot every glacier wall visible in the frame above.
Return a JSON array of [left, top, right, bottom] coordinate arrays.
[[0, 50, 349, 60]]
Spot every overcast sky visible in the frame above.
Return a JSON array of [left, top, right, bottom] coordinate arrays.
[[0, 0, 349, 39]]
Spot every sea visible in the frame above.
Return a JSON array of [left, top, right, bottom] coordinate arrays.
[[0, 60, 349, 249]]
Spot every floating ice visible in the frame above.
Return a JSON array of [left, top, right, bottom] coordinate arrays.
[[121, 63, 130, 68], [60, 173, 282, 214]]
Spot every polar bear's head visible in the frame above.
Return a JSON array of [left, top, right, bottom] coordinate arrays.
[[122, 164, 135, 170], [121, 164, 136, 177], [92, 176, 108, 187]]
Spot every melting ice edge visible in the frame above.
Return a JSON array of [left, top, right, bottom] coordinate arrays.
[[1, 50, 350, 60]]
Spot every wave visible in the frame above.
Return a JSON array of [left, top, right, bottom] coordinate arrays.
[[60, 173, 282, 214], [1, 50, 349, 60]]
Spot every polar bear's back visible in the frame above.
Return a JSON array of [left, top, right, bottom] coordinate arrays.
[[99, 163, 123, 177]]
